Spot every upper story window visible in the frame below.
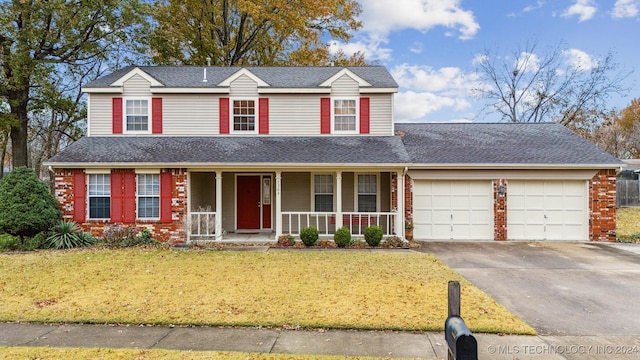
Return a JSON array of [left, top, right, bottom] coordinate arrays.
[[88, 174, 110, 219], [137, 174, 160, 219], [313, 174, 334, 212], [232, 99, 256, 133], [333, 98, 358, 133], [125, 99, 150, 133]]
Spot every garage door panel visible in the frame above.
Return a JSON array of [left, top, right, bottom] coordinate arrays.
[[413, 180, 493, 240], [507, 180, 587, 241]]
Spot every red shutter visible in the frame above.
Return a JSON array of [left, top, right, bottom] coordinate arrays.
[[219, 98, 230, 134], [359, 97, 370, 134], [73, 170, 86, 222], [152, 97, 163, 134], [160, 171, 173, 223], [259, 98, 269, 134], [110, 171, 124, 222], [320, 98, 331, 134], [123, 171, 136, 222], [112, 98, 123, 134]]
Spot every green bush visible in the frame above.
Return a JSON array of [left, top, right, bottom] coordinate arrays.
[[101, 225, 158, 247], [364, 225, 383, 247], [0, 167, 61, 244], [46, 221, 95, 249], [0, 234, 21, 251], [300, 226, 319, 246], [334, 226, 352, 248]]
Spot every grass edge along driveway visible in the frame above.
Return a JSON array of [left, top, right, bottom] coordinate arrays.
[[0, 249, 535, 335]]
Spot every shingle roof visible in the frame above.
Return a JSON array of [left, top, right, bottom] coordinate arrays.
[[396, 122, 622, 166], [84, 66, 398, 89], [46, 136, 410, 165]]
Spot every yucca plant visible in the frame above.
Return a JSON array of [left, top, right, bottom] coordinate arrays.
[[46, 221, 95, 249]]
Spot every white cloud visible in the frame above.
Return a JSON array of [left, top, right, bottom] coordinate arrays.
[[515, 52, 541, 73], [328, 37, 392, 61], [409, 42, 423, 54], [359, 0, 480, 40], [562, 48, 597, 70], [612, 0, 639, 18], [391, 64, 479, 122], [562, 0, 597, 22], [508, 1, 545, 17]]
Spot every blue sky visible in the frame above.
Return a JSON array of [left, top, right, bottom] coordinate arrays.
[[330, 0, 640, 123]]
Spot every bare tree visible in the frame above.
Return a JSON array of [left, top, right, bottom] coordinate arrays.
[[473, 41, 630, 125]]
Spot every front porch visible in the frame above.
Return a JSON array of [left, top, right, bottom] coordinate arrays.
[[186, 170, 405, 242]]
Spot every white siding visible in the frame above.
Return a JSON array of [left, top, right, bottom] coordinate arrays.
[[268, 94, 321, 135], [331, 74, 359, 97], [123, 75, 151, 96], [88, 94, 114, 135], [368, 94, 394, 135], [230, 75, 258, 97], [162, 94, 219, 135]]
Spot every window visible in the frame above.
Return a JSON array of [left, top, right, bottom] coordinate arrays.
[[125, 99, 149, 132], [357, 174, 377, 212], [137, 174, 160, 219], [88, 174, 110, 219], [314, 174, 334, 212], [233, 99, 256, 132], [333, 99, 357, 132]]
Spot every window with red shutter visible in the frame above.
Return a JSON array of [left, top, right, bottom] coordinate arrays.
[[123, 171, 136, 222], [73, 170, 86, 222], [259, 98, 269, 134], [110, 171, 124, 222], [152, 98, 163, 134], [112, 98, 123, 134], [220, 98, 230, 134], [160, 172, 172, 223], [359, 97, 370, 134], [320, 98, 331, 134]]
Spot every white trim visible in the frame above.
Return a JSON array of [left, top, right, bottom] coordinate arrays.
[[258, 87, 331, 94], [136, 173, 160, 220], [407, 169, 600, 180], [230, 97, 259, 134], [354, 173, 379, 212], [110, 68, 164, 87], [82, 87, 124, 93], [151, 87, 230, 94], [218, 68, 270, 87], [123, 97, 152, 135], [135, 168, 160, 174], [320, 69, 371, 87], [85, 169, 111, 174], [86, 173, 111, 221], [311, 173, 335, 212], [331, 97, 359, 134]]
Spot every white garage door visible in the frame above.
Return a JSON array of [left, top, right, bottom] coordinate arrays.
[[414, 181, 493, 240], [507, 181, 588, 241]]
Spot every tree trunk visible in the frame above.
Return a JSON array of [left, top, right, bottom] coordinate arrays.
[[9, 89, 30, 169]]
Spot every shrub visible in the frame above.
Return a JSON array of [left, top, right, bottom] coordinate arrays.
[[277, 234, 295, 247], [46, 221, 95, 249], [334, 226, 351, 248], [0, 234, 21, 251], [101, 225, 139, 247], [384, 236, 405, 248], [300, 226, 319, 246], [0, 167, 61, 244], [364, 225, 383, 247]]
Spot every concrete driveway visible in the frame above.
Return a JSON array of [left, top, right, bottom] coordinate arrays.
[[417, 241, 640, 336]]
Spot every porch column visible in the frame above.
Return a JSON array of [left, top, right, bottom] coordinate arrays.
[[397, 170, 405, 239], [336, 171, 343, 229], [275, 171, 282, 237], [215, 171, 223, 241]]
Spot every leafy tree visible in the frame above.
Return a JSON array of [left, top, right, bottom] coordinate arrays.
[[473, 41, 629, 125], [0, 167, 61, 243], [0, 0, 150, 169], [146, 0, 363, 66]]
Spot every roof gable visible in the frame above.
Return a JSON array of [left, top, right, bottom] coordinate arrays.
[[218, 68, 270, 87], [110, 67, 164, 87], [320, 68, 371, 87]]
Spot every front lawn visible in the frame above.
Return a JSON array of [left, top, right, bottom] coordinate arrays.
[[617, 207, 640, 240], [0, 249, 534, 334]]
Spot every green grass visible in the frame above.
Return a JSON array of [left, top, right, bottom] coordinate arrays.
[[617, 208, 640, 240], [0, 347, 427, 360], [0, 249, 535, 334]]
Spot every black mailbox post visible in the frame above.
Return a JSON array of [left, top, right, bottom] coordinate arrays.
[[445, 281, 478, 360]]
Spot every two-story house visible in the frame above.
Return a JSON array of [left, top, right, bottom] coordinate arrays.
[[45, 66, 622, 243]]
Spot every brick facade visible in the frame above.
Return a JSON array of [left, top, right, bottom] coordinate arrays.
[[493, 179, 507, 241], [54, 168, 188, 245], [589, 169, 617, 242]]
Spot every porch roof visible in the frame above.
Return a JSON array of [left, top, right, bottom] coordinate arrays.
[[45, 135, 411, 167]]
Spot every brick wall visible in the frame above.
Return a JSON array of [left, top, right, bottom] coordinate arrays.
[[404, 175, 413, 240], [54, 168, 188, 245], [493, 179, 507, 241], [589, 169, 617, 242]]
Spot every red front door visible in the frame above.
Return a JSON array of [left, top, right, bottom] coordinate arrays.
[[237, 176, 261, 229]]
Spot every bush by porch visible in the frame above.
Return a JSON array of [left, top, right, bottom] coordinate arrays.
[[0, 249, 534, 335]]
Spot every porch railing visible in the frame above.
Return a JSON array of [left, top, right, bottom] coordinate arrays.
[[281, 211, 397, 237], [188, 212, 217, 241]]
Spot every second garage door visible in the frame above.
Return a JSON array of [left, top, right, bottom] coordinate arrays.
[[413, 181, 493, 240], [507, 180, 588, 241]]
